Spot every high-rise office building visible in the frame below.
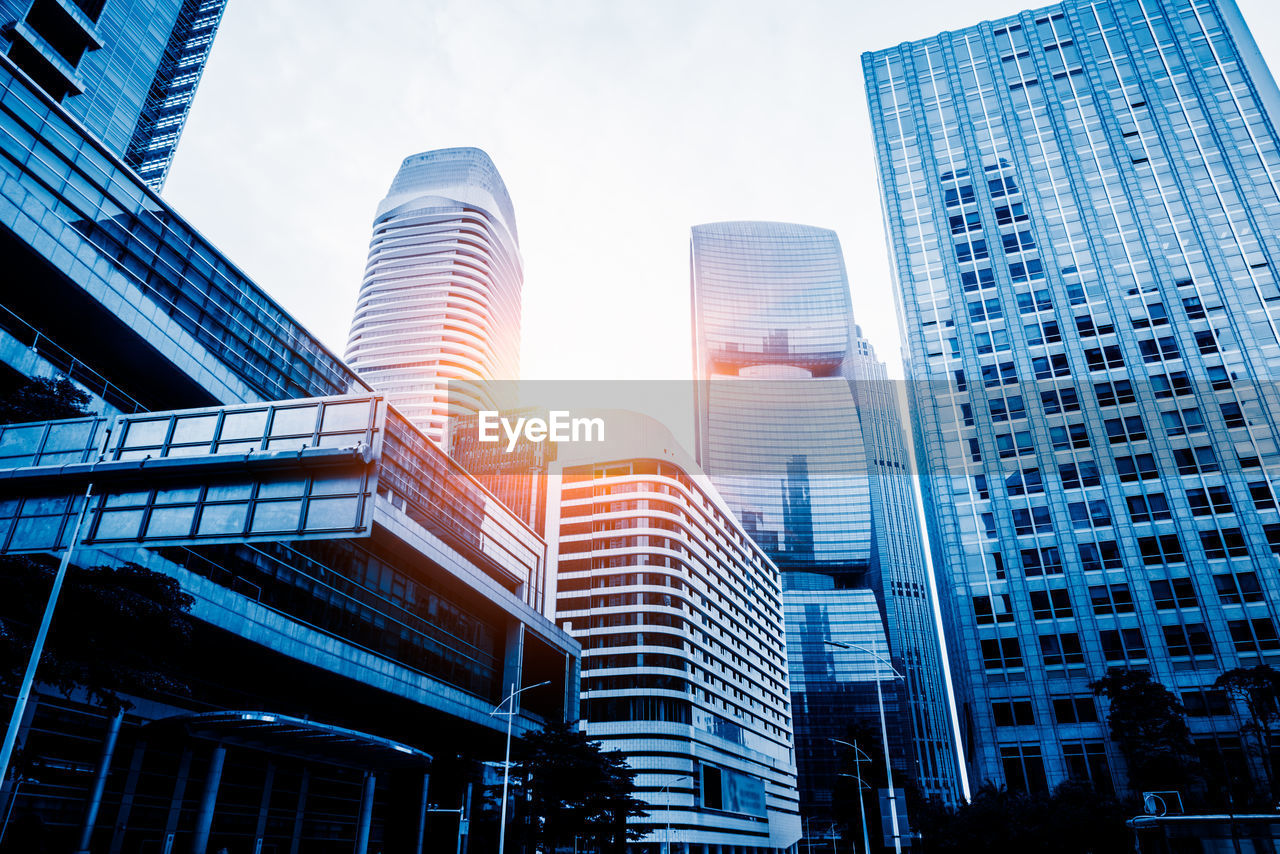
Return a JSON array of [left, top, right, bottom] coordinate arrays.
[[689, 221, 964, 818], [1, 0, 228, 190], [866, 0, 1280, 795], [545, 411, 801, 853], [0, 44, 576, 852], [346, 147, 523, 444]]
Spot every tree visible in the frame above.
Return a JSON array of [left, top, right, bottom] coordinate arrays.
[[911, 781, 1131, 854], [1092, 668, 1199, 797], [0, 375, 91, 424], [1215, 665, 1280, 802], [509, 718, 647, 853], [0, 556, 195, 715]]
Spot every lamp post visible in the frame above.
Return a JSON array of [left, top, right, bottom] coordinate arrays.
[[657, 773, 691, 854], [825, 640, 905, 854], [489, 680, 550, 853], [832, 738, 873, 854]]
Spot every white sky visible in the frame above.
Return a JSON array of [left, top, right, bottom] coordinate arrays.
[[164, 0, 1280, 383]]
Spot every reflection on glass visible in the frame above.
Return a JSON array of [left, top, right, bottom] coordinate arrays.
[[269, 405, 317, 437], [198, 503, 248, 536], [170, 415, 217, 445], [321, 400, 372, 433], [145, 506, 196, 538], [219, 409, 269, 441], [250, 499, 302, 534], [94, 509, 144, 540], [305, 496, 359, 530]]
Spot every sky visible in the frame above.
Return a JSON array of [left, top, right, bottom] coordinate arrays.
[[164, 0, 1280, 385]]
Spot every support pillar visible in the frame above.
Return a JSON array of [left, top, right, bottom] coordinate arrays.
[[353, 771, 376, 854], [162, 747, 193, 850], [107, 739, 147, 854], [288, 767, 309, 854], [500, 623, 525, 710], [253, 761, 275, 854], [460, 782, 473, 854], [75, 709, 124, 853], [190, 744, 225, 854], [414, 772, 429, 854]]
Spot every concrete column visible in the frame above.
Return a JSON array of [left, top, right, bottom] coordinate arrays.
[[460, 782, 473, 854], [500, 622, 525, 710], [563, 651, 580, 722], [353, 771, 376, 854], [288, 767, 309, 854], [253, 761, 275, 854], [414, 772, 430, 854], [75, 709, 124, 854], [190, 744, 226, 854], [162, 747, 193, 848], [108, 739, 147, 854]]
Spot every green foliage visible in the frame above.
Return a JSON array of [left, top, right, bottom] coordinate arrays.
[[1215, 664, 1280, 801], [0, 556, 195, 714], [1092, 668, 1199, 795], [0, 375, 91, 424], [913, 781, 1132, 854], [510, 718, 648, 852]]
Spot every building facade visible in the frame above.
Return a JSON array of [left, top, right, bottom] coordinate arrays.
[[782, 586, 906, 840], [0, 48, 576, 853], [866, 0, 1280, 794], [345, 147, 523, 444], [539, 411, 801, 853], [1, 0, 228, 191], [689, 221, 964, 811]]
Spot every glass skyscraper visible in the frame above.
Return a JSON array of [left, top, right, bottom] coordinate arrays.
[[1, 0, 228, 190], [346, 147, 522, 444], [689, 221, 964, 818], [866, 0, 1280, 795]]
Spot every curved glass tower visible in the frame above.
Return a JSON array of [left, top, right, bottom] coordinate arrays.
[[346, 147, 522, 442], [691, 221, 871, 577], [691, 221, 964, 819]]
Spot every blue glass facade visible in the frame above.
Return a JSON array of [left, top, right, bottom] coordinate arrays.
[[783, 587, 907, 824], [866, 0, 1280, 795], [0, 47, 577, 852], [689, 222, 964, 818], [2, 0, 227, 190], [691, 222, 871, 577]]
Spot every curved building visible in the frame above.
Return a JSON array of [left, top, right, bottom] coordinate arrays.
[[691, 222, 871, 577], [346, 147, 522, 443], [690, 222, 965, 818], [547, 411, 801, 853]]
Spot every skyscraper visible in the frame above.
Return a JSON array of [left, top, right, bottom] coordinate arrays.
[[346, 147, 522, 443], [689, 221, 964, 817], [1, 0, 228, 190], [545, 410, 801, 853], [866, 0, 1280, 795]]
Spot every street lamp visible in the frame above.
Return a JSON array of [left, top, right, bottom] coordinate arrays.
[[657, 773, 692, 854], [833, 738, 874, 854], [490, 680, 551, 853], [825, 640, 906, 854]]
